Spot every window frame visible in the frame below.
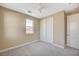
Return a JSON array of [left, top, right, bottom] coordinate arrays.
[[26, 19, 34, 34]]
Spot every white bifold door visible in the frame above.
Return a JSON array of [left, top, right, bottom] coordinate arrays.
[[40, 16, 53, 44], [67, 13, 79, 49]]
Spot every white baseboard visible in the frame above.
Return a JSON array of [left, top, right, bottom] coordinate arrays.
[[40, 40, 65, 49], [0, 40, 39, 53], [40, 40, 53, 45], [53, 43, 65, 49]]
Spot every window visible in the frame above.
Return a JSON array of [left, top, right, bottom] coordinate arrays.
[[26, 19, 34, 34]]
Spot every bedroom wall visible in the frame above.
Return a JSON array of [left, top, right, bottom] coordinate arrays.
[[53, 11, 66, 48], [0, 6, 40, 50]]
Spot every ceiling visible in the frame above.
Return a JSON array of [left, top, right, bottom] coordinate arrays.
[[0, 3, 79, 18]]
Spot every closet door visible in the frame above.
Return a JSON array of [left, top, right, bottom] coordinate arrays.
[[40, 19, 47, 42], [46, 17, 53, 44], [40, 17, 53, 44], [67, 13, 79, 49]]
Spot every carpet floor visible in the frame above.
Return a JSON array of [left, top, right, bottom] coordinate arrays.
[[0, 41, 79, 56]]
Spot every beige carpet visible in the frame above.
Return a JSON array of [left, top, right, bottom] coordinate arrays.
[[0, 41, 79, 56]]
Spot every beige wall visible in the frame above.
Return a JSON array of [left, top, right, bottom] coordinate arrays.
[[53, 11, 66, 47], [0, 7, 40, 50], [0, 8, 4, 50]]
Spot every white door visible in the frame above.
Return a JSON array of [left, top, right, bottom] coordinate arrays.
[[46, 17, 53, 44], [40, 19, 47, 42], [67, 14, 79, 49], [40, 17, 53, 44]]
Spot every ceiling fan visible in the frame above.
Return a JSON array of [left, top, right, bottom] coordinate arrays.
[[38, 3, 46, 13], [27, 3, 46, 14]]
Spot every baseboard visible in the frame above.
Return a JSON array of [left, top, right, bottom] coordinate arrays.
[[66, 46, 79, 50], [40, 40, 65, 49], [0, 40, 39, 53], [53, 43, 65, 49], [40, 40, 53, 45]]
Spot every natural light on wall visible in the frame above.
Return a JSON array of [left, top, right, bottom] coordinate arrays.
[[26, 19, 34, 34]]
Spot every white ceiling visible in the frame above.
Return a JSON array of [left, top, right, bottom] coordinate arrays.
[[0, 3, 79, 18]]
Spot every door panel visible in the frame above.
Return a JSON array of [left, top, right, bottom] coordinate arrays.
[[46, 17, 53, 44], [40, 19, 47, 42], [40, 17, 53, 44], [67, 14, 79, 49]]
